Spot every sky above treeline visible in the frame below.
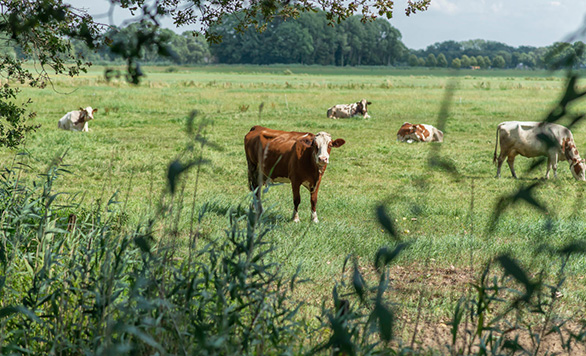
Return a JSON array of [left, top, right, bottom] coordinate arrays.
[[68, 0, 586, 50]]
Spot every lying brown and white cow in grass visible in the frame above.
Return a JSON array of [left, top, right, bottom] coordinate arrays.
[[244, 125, 345, 222], [327, 99, 371, 119], [396, 122, 444, 143], [493, 121, 586, 180], [58, 107, 98, 132]]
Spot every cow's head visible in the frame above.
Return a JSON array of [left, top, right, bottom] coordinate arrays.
[[397, 122, 417, 142], [570, 158, 586, 181], [355, 99, 372, 117], [78, 107, 98, 123], [298, 132, 345, 167]]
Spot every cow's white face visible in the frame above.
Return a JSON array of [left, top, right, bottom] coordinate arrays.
[[83, 106, 97, 121], [314, 132, 332, 166], [570, 158, 586, 181], [313, 132, 345, 167]]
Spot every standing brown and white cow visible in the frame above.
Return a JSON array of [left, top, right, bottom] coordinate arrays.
[[244, 125, 345, 222], [396, 122, 444, 143], [493, 121, 586, 180], [327, 99, 371, 119]]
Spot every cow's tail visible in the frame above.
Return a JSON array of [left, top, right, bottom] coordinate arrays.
[[493, 125, 500, 165]]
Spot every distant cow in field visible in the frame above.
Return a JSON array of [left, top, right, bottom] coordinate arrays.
[[493, 121, 586, 180], [58, 107, 98, 132], [327, 99, 371, 119], [396, 122, 444, 143], [244, 125, 345, 223]]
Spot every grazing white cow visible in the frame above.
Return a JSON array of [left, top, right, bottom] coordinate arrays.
[[493, 121, 586, 180], [327, 99, 371, 119], [396, 122, 444, 143], [58, 107, 98, 132]]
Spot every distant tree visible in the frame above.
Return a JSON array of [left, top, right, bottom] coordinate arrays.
[[493, 55, 506, 68], [408, 54, 419, 66], [511, 51, 522, 67], [469, 56, 478, 67], [460, 54, 471, 67], [426, 53, 437, 67], [476, 55, 486, 68], [451, 58, 461, 69], [417, 57, 426, 66], [269, 21, 314, 64], [495, 50, 512, 67], [518, 53, 536, 68], [425, 40, 461, 62], [172, 32, 211, 64], [437, 53, 448, 67]]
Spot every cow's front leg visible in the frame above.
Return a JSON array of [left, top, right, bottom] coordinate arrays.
[[551, 154, 558, 178], [310, 189, 319, 223], [545, 154, 557, 179], [291, 182, 301, 223]]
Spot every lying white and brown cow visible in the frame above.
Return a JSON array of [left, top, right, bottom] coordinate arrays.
[[327, 99, 371, 119], [493, 121, 586, 180], [244, 125, 345, 222], [396, 122, 444, 143], [58, 107, 98, 132]]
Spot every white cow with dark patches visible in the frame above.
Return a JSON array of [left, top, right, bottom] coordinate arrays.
[[327, 99, 371, 119], [58, 107, 98, 132], [493, 121, 586, 180]]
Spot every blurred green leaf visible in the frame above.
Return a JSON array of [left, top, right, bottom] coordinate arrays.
[[375, 204, 398, 239], [374, 302, 393, 342], [497, 254, 534, 300], [352, 261, 367, 303], [374, 244, 407, 271]]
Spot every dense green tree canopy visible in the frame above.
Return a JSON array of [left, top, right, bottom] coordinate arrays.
[[209, 12, 406, 66]]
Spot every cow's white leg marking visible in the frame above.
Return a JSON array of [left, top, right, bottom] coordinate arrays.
[[311, 211, 318, 223]]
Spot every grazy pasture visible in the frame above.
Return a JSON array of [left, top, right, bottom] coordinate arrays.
[[4, 65, 586, 329]]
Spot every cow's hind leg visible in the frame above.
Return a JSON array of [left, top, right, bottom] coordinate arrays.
[[507, 154, 518, 179], [247, 161, 263, 213], [496, 152, 507, 178]]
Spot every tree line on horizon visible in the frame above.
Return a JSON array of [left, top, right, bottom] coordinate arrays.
[[1, 11, 584, 70]]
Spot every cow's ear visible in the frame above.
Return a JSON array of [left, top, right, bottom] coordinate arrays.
[[79, 107, 84, 111], [93, 108, 98, 113], [332, 138, 345, 148], [367, 101, 372, 105]]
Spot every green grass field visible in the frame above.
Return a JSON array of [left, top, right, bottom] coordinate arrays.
[[3, 64, 586, 323]]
